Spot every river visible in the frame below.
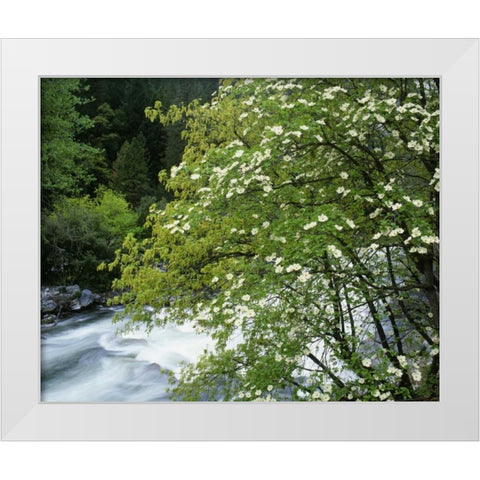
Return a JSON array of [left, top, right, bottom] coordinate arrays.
[[41, 307, 214, 402]]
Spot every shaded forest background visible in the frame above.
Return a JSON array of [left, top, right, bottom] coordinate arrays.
[[41, 78, 219, 290]]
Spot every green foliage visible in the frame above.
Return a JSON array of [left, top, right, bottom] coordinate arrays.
[[42, 189, 139, 290], [41, 78, 219, 291], [110, 78, 440, 402], [135, 194, 168, 231], [112, 133, 151, 207], [94, 187, 142, 241], [41, 78, 104, 208]]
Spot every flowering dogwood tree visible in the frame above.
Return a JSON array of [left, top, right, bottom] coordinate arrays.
[[107, 78, 439, 401]]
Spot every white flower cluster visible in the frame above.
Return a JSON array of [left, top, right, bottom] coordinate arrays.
[[409, 246, 428, 254], [421, 235, 439, 244], [379, 392, 392, 401], [346, 219, 356, 229], [362, 358, 372, 368], [317, 214, 329, 222], [411, 370, 422, 382], [298, 271, 312, 283], [170, 163, 183, 178], [397, 355, 408, 368], [429, 167, 440, 192], [226, 140, 244, 149], [337, 186, 350, 197], [270, 234, 287, 244], [286, 264, 302, 273], [387, 365, 403, 377], [323, 384, 333, 394], [327, 245, 342, 258], [311, 391, 330, 401], [163, 218, 191, 235], [407, 140, 424, 152], [388, 227, 404, 237], [234, 303, 255, 319], [412, 227, 422, 238], [269, 125, 284, 135], [243, 96, 255, 106], [287, 131, 302, 138], [303, 221, 317, 230], [265, 253, 277, 262], [322, 85, 347, 100]]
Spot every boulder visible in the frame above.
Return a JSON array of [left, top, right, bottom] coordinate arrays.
[[41, 286, 59, 299], [53, 294, 72, 310], [66, 284, 81, 297], [41, 314, 57, 325], [70, 299, 82, 311], [41, 299, 58, 313], [80, 289, 94, 308]]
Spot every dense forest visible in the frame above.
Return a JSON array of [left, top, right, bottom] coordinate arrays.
[[41, 78, 439, 401], [41, 78, 218, 290]]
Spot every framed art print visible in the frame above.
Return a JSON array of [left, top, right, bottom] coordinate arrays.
[[1, 38, 478, 440]]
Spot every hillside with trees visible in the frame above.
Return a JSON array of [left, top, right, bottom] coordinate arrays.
[[41, 77, 218, 290]]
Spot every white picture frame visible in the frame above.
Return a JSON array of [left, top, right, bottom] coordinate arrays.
[[1, 38, 478, 440]]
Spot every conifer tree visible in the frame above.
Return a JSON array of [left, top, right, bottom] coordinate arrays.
[[112, 133, 151, 207]]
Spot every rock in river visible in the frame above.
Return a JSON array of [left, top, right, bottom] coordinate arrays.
[[80, 289, 95, 308]]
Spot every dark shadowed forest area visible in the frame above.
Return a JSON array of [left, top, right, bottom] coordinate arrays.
[[41, 78, 218, 290]]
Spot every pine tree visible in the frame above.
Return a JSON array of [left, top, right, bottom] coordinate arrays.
[[112, 133, 151, 207]]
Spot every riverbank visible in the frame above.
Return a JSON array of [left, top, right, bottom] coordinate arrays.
[[41, 285, 108, 325]]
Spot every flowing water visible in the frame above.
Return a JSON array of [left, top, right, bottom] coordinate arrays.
[[41, 307, 214, 402]]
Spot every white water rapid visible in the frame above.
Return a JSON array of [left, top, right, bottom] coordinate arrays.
[[41, 307, 213, 402]]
